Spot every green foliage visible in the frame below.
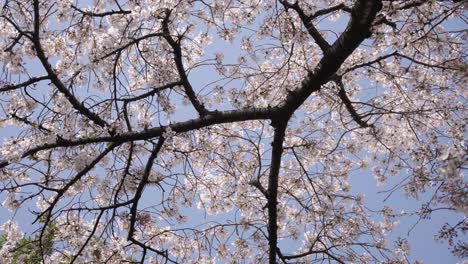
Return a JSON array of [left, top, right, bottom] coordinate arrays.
[[0, 221, 56, 264]]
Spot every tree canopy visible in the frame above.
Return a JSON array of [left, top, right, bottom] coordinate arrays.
[[0, 0, 466, 263]]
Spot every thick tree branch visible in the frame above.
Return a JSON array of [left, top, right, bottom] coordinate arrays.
[[280, 0, 383, 114], [267, 120, 288, 264], [270, 3, 382, 261], [0, 107, 277, 169], [32, 0, 109, 129], [71, 4, 131, 17]]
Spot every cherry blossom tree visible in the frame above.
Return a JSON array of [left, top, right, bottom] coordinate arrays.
[[0, 0, 466, 263]]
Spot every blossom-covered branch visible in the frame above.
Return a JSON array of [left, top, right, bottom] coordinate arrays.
[[0, 0, 465, 263]]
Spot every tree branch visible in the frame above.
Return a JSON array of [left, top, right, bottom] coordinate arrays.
[[32, 0, 109, 129], [121, 80, 183, 103], [127, 137, 175, 262], [335, 77, 373, 128], [280, 0, 383, 115], [280, 0, 331, 52], [0, 75, 49, 92], [35, 142, 119, 261], [71, 4, 131, 17], [0, 107, 276, 169], [267, 120, 288, 264], [161, 11, 210, 116], [310, 3, 352, 19]]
